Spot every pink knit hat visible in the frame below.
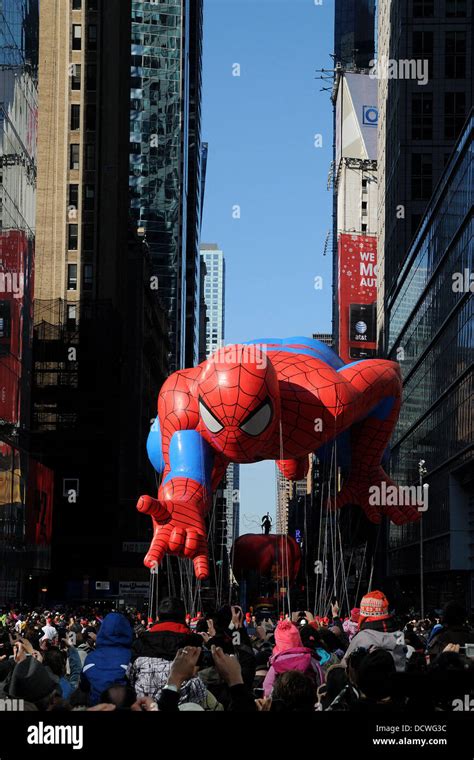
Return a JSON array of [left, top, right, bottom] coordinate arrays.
[[273, 619, 302, 654]]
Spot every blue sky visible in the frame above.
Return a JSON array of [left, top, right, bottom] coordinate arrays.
[[201, 0, 335, 531]]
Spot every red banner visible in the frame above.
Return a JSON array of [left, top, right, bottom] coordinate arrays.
[[338, 233, 378, 363], [0, 230, 34, 425], [26, 459, 54, 546]]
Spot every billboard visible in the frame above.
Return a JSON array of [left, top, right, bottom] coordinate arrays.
[[0, 230, 34, 425], [0, 66, 37, 428], [119, 581, 149, 597], [335, 72, 378, 166], [338, 233, 378, 362], [26, 458, 54, 546]]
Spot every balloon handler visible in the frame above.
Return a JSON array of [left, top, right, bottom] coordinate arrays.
[[136, 337, 421, 580]]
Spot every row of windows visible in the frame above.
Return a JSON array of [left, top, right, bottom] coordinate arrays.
[[66, 263, 93, 291], [412, 92, 467, 141], [391, 221, 472, 373], [72, 23, 97, 51], [70, 104, 96, 131], [72, 0, 98, 10], [70, 63, 97, 92], [389, 534, 450, 575], [391, 373, 473, 492], [411, 153, 433, 200], [131, 10, 180, 26], [389, 467, 450, 550], [131, 33, 180, 50], [68, 184, 95, 214], [412, 30, 468, 79], [67, 221, 95, 250], [413, 0, 468, 18], [394, 297, 473, 443], [389, 138, 473, 348], [131, 54, 177, 69], [69, 143, 95, 170]]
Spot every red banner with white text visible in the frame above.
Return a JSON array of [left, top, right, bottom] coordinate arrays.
[[338, 233, 378, 363]]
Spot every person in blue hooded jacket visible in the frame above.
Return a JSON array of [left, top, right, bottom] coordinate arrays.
[[80, 612, 133, 706]]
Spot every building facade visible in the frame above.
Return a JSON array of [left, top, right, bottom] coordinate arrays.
[[334, 0, 376, 70], [33, 0, 169, 603], [200, 243, 240, 555], [276, 465, 291, 535], [130, 0, 204, 372], [276, 460, 310, 536], [312, 333, 333, 347], [0, 0, 41, 605], [200, 244, 225, 355], [223, 462, 240, 554], [386, 112, 473, 611], [377, 0, 473, 352]]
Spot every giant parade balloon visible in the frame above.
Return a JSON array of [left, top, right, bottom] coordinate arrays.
[[137, 337, 421, 579]]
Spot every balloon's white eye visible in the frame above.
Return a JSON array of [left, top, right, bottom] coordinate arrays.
[[240, 400, 273, 437], [199, 399, 223, 434]]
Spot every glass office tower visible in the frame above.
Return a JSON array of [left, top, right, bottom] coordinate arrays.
[[334, 0, 375, 69], [0, 0, 38, 605], [0, 0, 38, 68], [130, 0, 204, 371], [387, 113, 473, 610]]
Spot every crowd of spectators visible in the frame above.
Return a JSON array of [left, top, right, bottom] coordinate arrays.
[[1, 590, 473, 713]]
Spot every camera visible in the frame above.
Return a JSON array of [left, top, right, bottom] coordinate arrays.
[[197, 647, 213, 669]]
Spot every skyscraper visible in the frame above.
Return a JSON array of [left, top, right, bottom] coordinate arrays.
[[200, 243, 240, 554], [377, 0, 473, 609], [130, 0, 204, 372], [276, 465, 291, 535], [312, 333, 333, 347], [386, 113, 473, 610], [223, 461, 240, 554], [33, 0, 169, 602], [377, 0, 473, 351], [334, 0, 376, 70], [200, 244, 225, 355], [0, 0, 39, 604]]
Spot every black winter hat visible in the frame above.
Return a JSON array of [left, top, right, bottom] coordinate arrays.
[[8, 657, 60, 703], [158, 597, 186, 623], [215, 605, 232, 632]]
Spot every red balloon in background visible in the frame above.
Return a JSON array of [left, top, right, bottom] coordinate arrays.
[[232, 533, 301, 583]]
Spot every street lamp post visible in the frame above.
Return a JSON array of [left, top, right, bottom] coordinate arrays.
[[418, 459, 428, 620]]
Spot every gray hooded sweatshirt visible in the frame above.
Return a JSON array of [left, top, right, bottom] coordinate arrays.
[[342, 627, 407, 672]]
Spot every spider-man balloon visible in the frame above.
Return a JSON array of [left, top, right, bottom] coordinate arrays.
[[137, 337, 421, 579]]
